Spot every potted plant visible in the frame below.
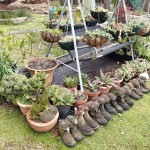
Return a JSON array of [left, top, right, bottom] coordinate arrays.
[[58, 36, 81, 51], [63, 76, 78, 91], [48, 85, 75, 119], [85, 16, 98, 27], [105, 23, 132, 42], [17, 71, 46, 116], [73, 85, 88, 108], [91, 7, 108, 24], [106, 71, 123, 87], [40, 29, 62, 43], [25, 57, 58, 86], [84, 80, 100, 101], [26, 90, 59, 132], [95, 69, 116, 95], [82, 29, 113, 48], [0, 73, 28, 105]]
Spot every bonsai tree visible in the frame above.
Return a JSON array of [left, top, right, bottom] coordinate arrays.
[[63, 76, 78, 89]]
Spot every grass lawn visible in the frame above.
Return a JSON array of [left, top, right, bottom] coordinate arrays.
[[0, 89, 150, 150]]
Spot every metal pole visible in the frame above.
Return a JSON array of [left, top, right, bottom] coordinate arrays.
[[67, 0, 84, 92], [78, 0, 87, 31]]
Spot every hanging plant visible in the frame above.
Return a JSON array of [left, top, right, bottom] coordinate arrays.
[[40, 29, 62, 43], [58, 36, 81, 51], [82, 29, 113, 48]]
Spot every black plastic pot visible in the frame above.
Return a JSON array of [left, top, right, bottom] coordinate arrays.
[[86, 20, 98, 27], [16, 67, 30, 78], [58, 41, 79, 51], [91, 10, 108, 24], [57, 106, 70, 119], [59, 24, 84, 32]]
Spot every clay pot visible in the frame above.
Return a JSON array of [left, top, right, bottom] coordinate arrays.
[[27, 110, 59, 132], [17, 101, 32, 116], [25, 57, 58, 87], [62, 83, 77, 92], [100, 37, 108, 46], [90, 37, 96, 47], [73, 92, 88, 108], [85, 90, 100, 101], [113, 77, 123, 87], [99, 86, 112, 95], [95, 37, 101, 48]]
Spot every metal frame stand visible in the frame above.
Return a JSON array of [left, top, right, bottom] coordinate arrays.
[[47, 0, 87, 92], [108, 0, 135, 60]]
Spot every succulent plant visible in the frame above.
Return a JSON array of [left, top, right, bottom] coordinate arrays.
[[41, 29, 62, 35], [84, 80, 99, 93], [81, 73, 89, 85], [0, 73, 27, 102], [95, 69, 116, 87], [48, 85, 75, 106], [63, 76, 78, 88], [59, 36, 81, 43]]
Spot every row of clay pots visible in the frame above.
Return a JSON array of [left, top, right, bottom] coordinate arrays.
[[82, 35, 108, 48], [41, 31, 62, 43]]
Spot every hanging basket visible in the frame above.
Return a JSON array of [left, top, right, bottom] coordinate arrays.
[[40, 31, 62, 43], [138, 27, 150, 37], [86, 19, 98, 27], [82, 36, 109, 48], [90, 10, 108, 24]]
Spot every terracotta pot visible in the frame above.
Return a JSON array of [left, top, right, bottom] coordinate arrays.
[[27, 110, 59, 132], [25, 57, 58, 87], [17, 101, 32, 116], [100, 37, 108, 46], [99, 86, 112, 95], [85, 90, 100, 101], [62, 83, 77, 92], [113, 77, 123, 87], [73, 92, 88, 108]]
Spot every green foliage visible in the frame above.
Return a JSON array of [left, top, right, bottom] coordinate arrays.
[[20, 71, 46, 105], [81, 73, 89, 85], [85, 29, 113, 39], [84, 80, 99, 93], [0, 74, 27, 102], [42, 29, 62, 35], [95, 69, 116, 87], [0, 9, 31, 19], [116, 58, 150, 81], [59, 36, 81, 43], [48, 85, 75, 106], [63, 76, 78, 88]]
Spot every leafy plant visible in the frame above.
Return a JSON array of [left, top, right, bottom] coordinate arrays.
[[74, 88, 86, 101], [59, 36, 81, 43], [0, 73, 28, 102], [42, 29, 62, 35], [81, 73, 89, 85], [48, 85, 75, 107], [19, 71, 46, 105], [63, 76, 78, 88], [95, 69, 116, 87], [84, 80, 99, 93]]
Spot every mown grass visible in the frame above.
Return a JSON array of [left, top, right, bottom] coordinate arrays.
[[0, 89, 150, 150]]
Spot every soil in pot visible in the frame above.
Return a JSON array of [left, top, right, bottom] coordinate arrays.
[[25, 58, 58, 86], [27, 110, 59, 132], [57, 106, 70, 119], [73, 92, 88, 108]]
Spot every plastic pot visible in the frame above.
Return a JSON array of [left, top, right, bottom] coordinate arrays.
[[86, 20, 98, 27], [57, 106, 71, 119]]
